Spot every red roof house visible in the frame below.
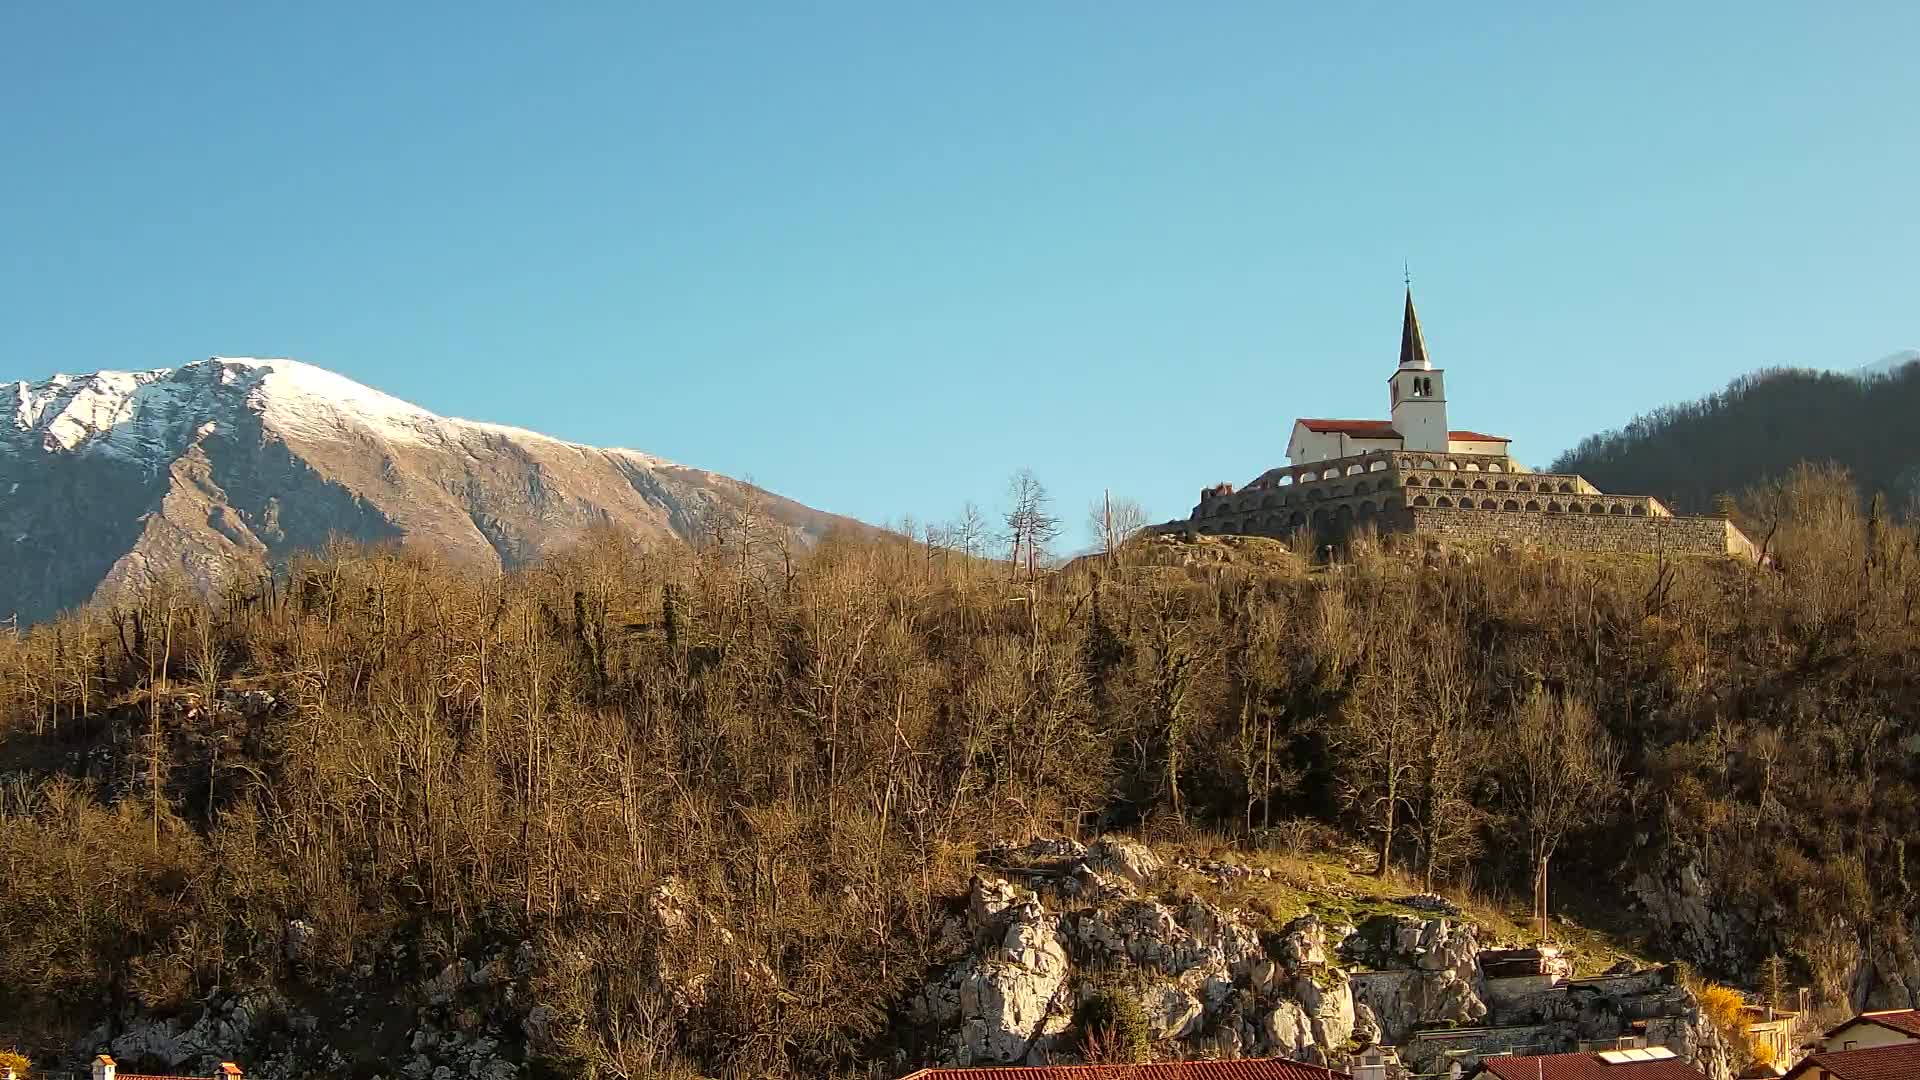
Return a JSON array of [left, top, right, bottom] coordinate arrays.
[[1783, 1040, 1920, 1080], [1472, 1049, 1707, 1080], [898, 1060, 1349, 1080]]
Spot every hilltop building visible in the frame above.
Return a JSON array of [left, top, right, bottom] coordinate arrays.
[[1153, 290, 1757, 560]]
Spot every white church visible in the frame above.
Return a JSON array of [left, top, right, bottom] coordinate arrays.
[[1282, 289, 1514, 465], [1154, 287, 1760, 561]]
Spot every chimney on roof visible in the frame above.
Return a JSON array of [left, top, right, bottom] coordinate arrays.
[[92, 1057, 115, 1080]]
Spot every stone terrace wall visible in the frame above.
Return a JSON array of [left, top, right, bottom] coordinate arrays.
[[1405, 507, 1754, 558]]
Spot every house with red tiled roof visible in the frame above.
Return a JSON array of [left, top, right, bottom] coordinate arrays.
[[1469, 1048, 1707, 1080], [92, 1055, 243, 1080], [1780, 1040, 1920, 1080], [1817, 1010, 1920, 1053], [897, 1058, 1350, 1080]]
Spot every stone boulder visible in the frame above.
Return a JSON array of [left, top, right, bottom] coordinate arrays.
[[1084, 837, 1162, 889], [1292, 969, 1355, 1050], [1276, 914, 1329, 969], [1139, 983, 1205, 1041], [1261, 1000, 1317, 1059], [920, 886, 1074, 1065]]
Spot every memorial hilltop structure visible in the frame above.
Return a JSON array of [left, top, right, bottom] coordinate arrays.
[[1154, 290, 1758, 560]]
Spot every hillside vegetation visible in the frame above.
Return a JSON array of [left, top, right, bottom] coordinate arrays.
[[1, 464, 1917, 1076], [1553, 364, 1920, 513]]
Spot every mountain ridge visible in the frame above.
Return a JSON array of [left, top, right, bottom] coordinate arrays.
[[1, 357, 866, 623]]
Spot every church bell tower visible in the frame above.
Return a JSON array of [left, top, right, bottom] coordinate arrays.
[[1388, 287, 1449, 452]]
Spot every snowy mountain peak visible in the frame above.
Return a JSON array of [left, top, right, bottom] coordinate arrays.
[[1, 356, 861, 625], [6, 357, 672, 467]]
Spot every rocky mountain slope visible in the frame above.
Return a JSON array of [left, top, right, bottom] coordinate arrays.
[[908, 838, 1736, 1078], [79, 832, 1740, 1080], [1, 358, 864, 623]]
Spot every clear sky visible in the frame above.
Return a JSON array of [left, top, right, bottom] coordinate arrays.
[[5, 3, 1916, 543]]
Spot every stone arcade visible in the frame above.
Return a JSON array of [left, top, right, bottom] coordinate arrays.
[[1156, 290, 1757, 559]]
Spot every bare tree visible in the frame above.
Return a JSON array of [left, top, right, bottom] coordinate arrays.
[[1510, 687, 1621, 939], [952, 502, 988, 557], [1003, 469, 1061, 583], [1329, 596, 1423, 876], [1087, 491, 1148, 567]]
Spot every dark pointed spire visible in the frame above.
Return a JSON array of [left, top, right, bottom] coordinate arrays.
[[1398, 286, 1430, 370]]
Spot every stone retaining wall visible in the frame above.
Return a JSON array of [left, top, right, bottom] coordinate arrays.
[[1404, 507, 1755, 559]]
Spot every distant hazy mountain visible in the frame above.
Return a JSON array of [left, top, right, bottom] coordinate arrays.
[[1553, 361, 1920, 514], [1857, 349, 1920, 378], [1, 358, 864, 624]]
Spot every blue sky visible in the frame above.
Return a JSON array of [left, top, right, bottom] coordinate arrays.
[[4, 3, 1916, 541]]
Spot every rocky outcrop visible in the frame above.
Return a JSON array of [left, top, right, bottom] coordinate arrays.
[[917, 883, 1075, 1065], [1342, 915, 1487, 1043], [914, 842, 1357, 1067]]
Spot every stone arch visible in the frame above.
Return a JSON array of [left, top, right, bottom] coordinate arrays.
[[1352, 480, 1369, 495], [1480, 498, 1498, 509], [1328, 486, 1346, 499], [1590, 502, 1607, 514], [1558, 481, 1575, 494], [1419, 458, 1438, 470], [1494, 480, 1511, 491], [1609, 503, 1626, 515], [1515, 480, 1532, 492], [1435, 496, 1453, 508], [1446, 461, 1459, 471], [1547, 501, 1563, 512], [1464, 462, 1481, 471], [1631, 504, 1646, 516], [1503, 499, 1520, 511], [1309, 488, 1326, 501], [1472, 479, 1489, 490], [1412, 494, 1431, 507], [1299, 471, 1318, 484], [1369, 460, 1388, 472], [1451, 478, 1468, 489], [1406, 475, 1423, 487], [1428, 476, 1445, 488], [1526, 500, 1542, 511], [1568, 503, 1585, 513], [1346, 464, 1365, 476], [1488, 462, 1505, 472]]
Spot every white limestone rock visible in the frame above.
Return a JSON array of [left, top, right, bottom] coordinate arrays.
[[1292, 969, 1356, 1050], [1084, 837, 1162, 889], [1262, 1000, 1317, 1058], [1139, 983, 1205, 1041]]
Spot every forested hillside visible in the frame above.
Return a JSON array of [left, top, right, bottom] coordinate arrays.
[[1552, 363, 1920, 513], [2, 466, 1919, 1077]]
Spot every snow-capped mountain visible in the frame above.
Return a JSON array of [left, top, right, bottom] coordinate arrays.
[[2, 357, 865, 624], [1855, 349, 1920, 378]]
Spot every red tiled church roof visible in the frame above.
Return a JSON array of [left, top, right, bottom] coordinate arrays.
[[1294, 418, 1509, 443], [899, 1060, 1348, 1080], [1477, 1052, 1706, 1080], [1784, 1041, 1920, 1080]]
